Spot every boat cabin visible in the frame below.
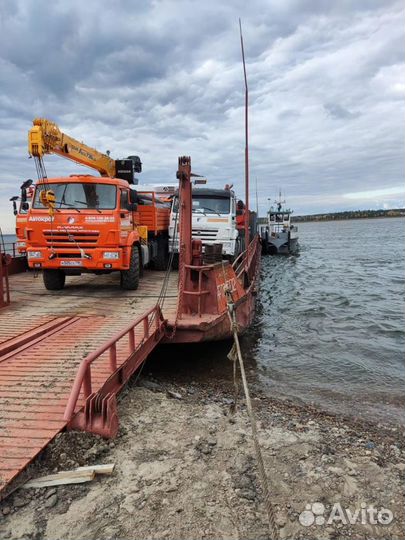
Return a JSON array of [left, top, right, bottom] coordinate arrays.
[[268, 208, 292, 233]]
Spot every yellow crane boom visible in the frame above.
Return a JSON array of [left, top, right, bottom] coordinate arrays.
[[28, 118, 141, 181]]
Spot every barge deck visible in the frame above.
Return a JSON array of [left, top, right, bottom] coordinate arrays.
[[0, 270, 177, 495]]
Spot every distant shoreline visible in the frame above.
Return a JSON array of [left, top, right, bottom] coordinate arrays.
[[293, 209, 405, 223]]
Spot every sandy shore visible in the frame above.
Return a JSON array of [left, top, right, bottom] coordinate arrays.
[[0, 372, 403, 540]]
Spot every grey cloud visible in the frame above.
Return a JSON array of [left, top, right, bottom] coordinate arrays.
[[0, 0, 404, 232], [323, 103, 360, 119], [277, 109, 301, 120]]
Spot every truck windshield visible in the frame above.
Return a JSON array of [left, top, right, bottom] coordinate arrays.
[[172, 196, 230, 215], [33, 183, 117, 210]]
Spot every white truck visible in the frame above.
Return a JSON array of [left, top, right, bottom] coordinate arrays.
[[168, 186, 245, 260]]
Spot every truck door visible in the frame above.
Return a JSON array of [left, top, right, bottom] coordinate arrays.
[[119, 189, 132, 230]]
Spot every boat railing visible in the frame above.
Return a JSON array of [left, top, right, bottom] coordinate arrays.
[[0, 251, 10, 309], [232, 249, 246, 278], [179, 236, 261, 318], [182, 263, 213, 317], [1, 242, 25, 258], [270, 222, 287, 232], [232, 235, 261, 281]]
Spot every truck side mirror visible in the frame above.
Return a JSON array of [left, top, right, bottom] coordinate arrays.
[[10, 196, 19, 216], [20, 179, 33, 204], [127, 202, 138, 212], [20, 179, 33, 191], [21, 202, 29, 211]]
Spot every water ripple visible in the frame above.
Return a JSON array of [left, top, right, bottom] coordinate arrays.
[[246, 218, 405, 426]]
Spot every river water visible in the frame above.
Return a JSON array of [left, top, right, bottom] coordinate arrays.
[[249, 217, 405, 426], [149, 217, 404, 427]]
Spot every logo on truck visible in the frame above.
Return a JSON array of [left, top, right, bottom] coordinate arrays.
[[28, 216, 52, 222]]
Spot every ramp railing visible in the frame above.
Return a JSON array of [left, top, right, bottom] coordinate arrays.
[[64, 304, 166, 437], [0, 252, 10, 309]]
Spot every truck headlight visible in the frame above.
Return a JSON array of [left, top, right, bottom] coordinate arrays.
[[103, 252, 119, 260], [27, 251, 42, 259]]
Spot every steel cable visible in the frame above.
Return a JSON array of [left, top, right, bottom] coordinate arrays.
[[225, 284, 279, 540]]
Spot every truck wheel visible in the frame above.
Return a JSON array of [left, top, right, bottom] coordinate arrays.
[[154, 237, 169, 271], [43, 269, 66, 290], [121, 246, 140, 290]]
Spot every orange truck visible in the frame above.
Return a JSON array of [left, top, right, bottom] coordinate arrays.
[[22, 118, 170, 290]]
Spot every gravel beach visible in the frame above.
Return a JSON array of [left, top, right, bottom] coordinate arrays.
[[0, 372, 403, 540]]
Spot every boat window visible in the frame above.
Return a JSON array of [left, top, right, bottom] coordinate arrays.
[[33, 183, 117, 210]]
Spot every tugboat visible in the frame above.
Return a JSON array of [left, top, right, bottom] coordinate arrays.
[[260, 193, 298, 255]]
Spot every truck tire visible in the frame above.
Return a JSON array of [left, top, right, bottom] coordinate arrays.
[[154, 237, 169, 271], [121, 246, 140, 290], [43, 269, 66, 290]]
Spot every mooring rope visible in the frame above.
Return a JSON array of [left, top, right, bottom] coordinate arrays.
[[226, 289, 279, 540]]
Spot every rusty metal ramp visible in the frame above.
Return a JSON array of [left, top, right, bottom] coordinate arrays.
[[0, 270, 177, 497], [0, 308, 166, 495], [0, 315, 106, 492]]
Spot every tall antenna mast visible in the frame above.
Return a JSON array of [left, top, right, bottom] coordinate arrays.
[[239, 18, 249, 267], [255, 177, 259, 215]]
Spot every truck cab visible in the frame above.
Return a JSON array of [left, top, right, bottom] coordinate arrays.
[[24, 175, 170, 290], [168, 187, 243, 260]]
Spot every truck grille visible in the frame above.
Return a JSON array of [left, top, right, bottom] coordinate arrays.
[[42, 230, 99, 248], [192, 228, 218, 240]]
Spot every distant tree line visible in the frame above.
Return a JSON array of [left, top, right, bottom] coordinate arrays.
[[293, 209, 405, 222]]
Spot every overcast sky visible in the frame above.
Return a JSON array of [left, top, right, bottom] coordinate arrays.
[[0, 0, 403, 232]]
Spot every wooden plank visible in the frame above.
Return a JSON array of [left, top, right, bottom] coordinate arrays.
[[22, 470, 95, 488], [75, 463, 115, 475], [21, 464, 114, 488]]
